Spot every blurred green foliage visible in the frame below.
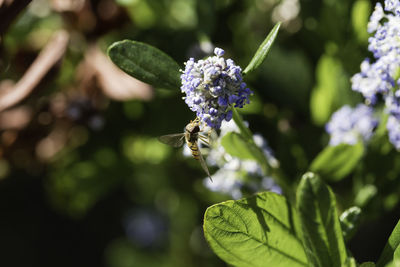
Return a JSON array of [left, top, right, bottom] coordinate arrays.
[[1, 0, 400, 266]]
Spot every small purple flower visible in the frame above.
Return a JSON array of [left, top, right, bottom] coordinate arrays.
[[180, 47, 252, 129], [326, 104, 378, 146], [351, 57, 397, 104], [387, 115, 400, 149], [385, 90, 400, 118], [225, 110, 233, 121], [385, 0, 400, 15], [368, 3, 384, 33], [214, 47, 225, 57]]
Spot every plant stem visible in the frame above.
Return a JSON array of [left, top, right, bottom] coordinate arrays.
[[232, 108, 294, 201], [232, 108, 253, 141]]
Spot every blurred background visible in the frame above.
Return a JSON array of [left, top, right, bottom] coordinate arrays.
[[0, 0, 397, 266]]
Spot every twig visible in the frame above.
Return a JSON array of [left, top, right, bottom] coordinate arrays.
[[0, 30, 69, 112]]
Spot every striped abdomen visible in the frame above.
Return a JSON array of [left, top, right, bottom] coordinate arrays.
[[188, 141, 200, 160]]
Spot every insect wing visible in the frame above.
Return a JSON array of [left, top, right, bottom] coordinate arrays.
[[158, 133, 185, 147]]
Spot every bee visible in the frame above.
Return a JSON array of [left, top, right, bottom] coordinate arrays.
[[158, 117, 212, 180]]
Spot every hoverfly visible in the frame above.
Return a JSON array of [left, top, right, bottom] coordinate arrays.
[[158, 117, 212, 180]]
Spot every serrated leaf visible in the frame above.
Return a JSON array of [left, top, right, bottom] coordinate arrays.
[[243, 22, 281, 75], [377, 219, 400, 267], [203, 191, 308, 267], [108, 40, 181, 90], [340, 206, 362, 241], [310, 142, 364, 182], [296, 172, 348, 267]]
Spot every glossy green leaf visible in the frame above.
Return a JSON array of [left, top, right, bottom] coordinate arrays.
[[296, 173, 348, 267], [203, 191, 308, 267], [108, 40, 181, 90], [377, 219, 400, 267], [340, 206, 362, 241], [243, 22, 281, 75], [310, 142, 364, 182]]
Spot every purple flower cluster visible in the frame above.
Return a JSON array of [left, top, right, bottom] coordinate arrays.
[[351, 0, 400, 149], [326, 104, 378, 146], [180, 47, 252, 129], [385, 0, 400, 15], [352, 1, 400, 104]]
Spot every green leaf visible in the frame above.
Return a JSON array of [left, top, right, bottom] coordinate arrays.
[[377, 219, 400, 267], [360, 263, 376, 267], [389, 245, 400, 267], [203, 191, 308, 267], [310, 142, 364, 182], [345, 257, 358, 267], [310, 54, 351, 125], [240, 95, 263, 114], [220, 132, 258, 161], [384, 262, 397, 267], [394, 245, 400, 262], [108, 40, 181, 90], [296, 172, 348, 267], [340, 206, 362, 241], [351, 0, 371, 43], [220, 131, 270, 175], [243, 22, 281, 75], [354, 184, 377, 207], [385, 246, 400, 266]]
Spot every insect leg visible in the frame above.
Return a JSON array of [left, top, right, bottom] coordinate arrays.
[[198, 135, 210, 145]]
